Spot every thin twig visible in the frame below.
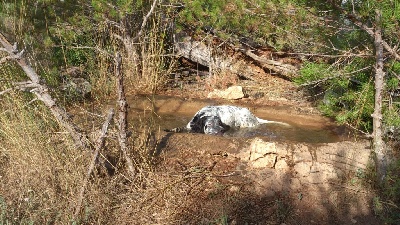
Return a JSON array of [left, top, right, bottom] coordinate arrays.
[[74, 109, 114, 219], [299, 66, 371, 87], [344, 122, 372, 138], [133, 0, 158, 41]]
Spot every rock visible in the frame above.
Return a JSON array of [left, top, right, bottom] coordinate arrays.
[[207, 85, 245, 100], [249, 138, 277, 157], [275, 159, 289, 171], [294, 161, 311, 177], [294, 161, 342, 183], [293, 151, 312, 163], [246, 138, 278, 168], [251, 154, 277, 168]]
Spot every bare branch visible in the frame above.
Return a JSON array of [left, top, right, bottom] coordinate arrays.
[[0, 87, 13, 95], [329, 1, 400, 61], [0, 81, 39, 95], [60, 45, 114, 59], [111, 0, 158, 53], [276, 52, 372, 58], [74, 109, 115, 219], [112, 34, 134, 55], [0, 32, 91, 149], [133, 0, 158, 41], [115, 52, 136, 177]]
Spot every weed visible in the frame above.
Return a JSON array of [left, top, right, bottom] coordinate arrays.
[[275, 198, 293, 223], [213, 214, 229, 225]]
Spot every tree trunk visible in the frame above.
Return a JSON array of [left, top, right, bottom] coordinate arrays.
[[115, 52, 136, 177], [372, 10, 386, 182]]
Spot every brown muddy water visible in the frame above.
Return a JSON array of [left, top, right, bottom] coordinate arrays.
[[115, 95, 351, 143]]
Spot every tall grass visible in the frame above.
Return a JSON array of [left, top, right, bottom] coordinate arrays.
[[124, 17, 176, 94], [0, 92, 87, 223], [89, 15, 176, 100]]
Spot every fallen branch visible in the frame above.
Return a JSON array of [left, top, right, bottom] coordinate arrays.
[[111, 0, 158, 52], [0, 33, 91, 149], [74, 108, 115, 219], [175, 32, 299, 80], [115, 52, 136, 177], [244, 49, 298, 80], [0, 81, 38, 96]]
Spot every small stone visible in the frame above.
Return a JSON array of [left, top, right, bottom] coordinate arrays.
[[207, 85, 245, 100], [229, 185, 240, 192]]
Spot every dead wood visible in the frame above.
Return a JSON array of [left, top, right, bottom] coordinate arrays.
[[243, 50, 298, 80], [0, 33, 91, 149], [0, 81, 39, 95], [74, 108, 115, 219], [174, 34, 298, 80], [115, 52, 136, 177]]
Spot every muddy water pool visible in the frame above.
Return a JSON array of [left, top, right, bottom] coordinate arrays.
[[121, 95, 351, 143]]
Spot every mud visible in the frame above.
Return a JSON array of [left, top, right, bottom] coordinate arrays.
[[72, 92, 378, 224], [124, 95, 378, 224], [124, 95, 351, 143]]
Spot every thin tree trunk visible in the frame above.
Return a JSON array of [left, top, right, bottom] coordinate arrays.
[[372, 10, 386, 182], [115, 52, 136, 177], [74, 109, 114, 219]]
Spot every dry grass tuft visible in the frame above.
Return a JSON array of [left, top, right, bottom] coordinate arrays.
[[124, 19, 177, 94], [0, 93, 88, 223]]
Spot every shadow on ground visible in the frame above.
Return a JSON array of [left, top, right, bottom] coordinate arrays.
[[155, 132, 381, 225]]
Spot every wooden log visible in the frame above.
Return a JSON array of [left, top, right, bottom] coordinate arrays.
[[243, 50, 298, 80], [174, 34, 298, 80]]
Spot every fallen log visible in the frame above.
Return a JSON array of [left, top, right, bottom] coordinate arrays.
[[174, 34, 298, 80], [243, 50, 298, 80]]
